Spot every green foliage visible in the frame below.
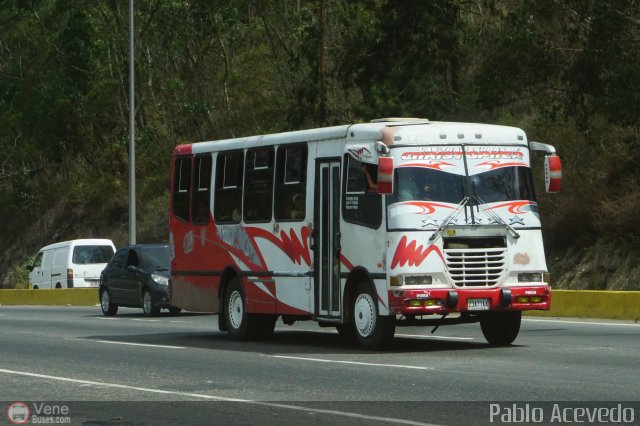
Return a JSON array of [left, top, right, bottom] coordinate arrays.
[[1, 0, 639, 289]]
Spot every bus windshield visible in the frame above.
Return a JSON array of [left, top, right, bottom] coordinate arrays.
[[388, 166, 535, 205], [469, 166, 536, 204], [388, 167, 465, 204]]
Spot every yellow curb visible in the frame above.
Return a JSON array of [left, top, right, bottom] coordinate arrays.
[[1, 289, 639, 321], [525, 290, 640, 321], [0, 288, 98, 306]]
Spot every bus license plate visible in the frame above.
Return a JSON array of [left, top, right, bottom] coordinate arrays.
[[467, 298, 490, 310]]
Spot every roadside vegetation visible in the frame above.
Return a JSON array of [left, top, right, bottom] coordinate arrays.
[[2, 1, 639, 289]]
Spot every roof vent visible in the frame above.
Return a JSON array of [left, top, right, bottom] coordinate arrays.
[[370, 117, 430, 124]]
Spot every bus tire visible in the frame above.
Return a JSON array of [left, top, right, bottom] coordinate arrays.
[[480, 311, 521, 345], [252, 314, 277, 340], [353, 281, 395, 350], [224, 277, 258, 341], [100, 288, 118, 316], [336, 323, 356, 341]]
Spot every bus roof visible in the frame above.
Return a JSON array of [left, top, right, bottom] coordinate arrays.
[[177, 119, 528, 155]]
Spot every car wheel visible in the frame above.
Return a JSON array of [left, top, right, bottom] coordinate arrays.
[[480, 311, 521, 345], [100, 288, 118, 316], [352, 281, 395, 350], [142, 289, 160, 317]]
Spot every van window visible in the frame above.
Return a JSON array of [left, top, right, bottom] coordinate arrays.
[[72, 246, 115, 265], [33, 252, 43, 268]]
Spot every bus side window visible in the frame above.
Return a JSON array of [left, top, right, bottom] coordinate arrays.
[[244, 148, 275, 223], [214, 151, 244, 224], [192, 155, 212, 225], [275, 144, 308, 222], [172, 157, 191, 222], [343, 155, 382, 229]]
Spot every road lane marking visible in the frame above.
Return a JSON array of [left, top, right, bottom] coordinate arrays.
[[131, 319, 161, 322], [524, 318, 640, 328], [0, 368, 441, 426], [169, 320, 193, 323], [64, 338, 185, 349], [95, 317, 121, 320], [396, 333, 474, 341], [266, 355, 435, 370]]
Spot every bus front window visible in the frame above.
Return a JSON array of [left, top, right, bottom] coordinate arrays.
[[469, 167, 536, 204], [389, 167, 465, 205]]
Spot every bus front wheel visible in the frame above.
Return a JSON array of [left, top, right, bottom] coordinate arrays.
[[352, 282, 395, 350], [480, 311, 521, 345]]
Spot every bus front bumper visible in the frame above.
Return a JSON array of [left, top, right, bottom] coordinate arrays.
[[388, 285, 551, 316]]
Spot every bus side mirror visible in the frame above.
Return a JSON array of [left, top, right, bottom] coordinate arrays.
[[377, 157, 394, 194], [545, 155, 562, 193]]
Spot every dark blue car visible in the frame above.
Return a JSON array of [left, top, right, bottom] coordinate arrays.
[[99, 244, 181, 316]]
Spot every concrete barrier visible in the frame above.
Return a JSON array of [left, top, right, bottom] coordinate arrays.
[[0, 288, 98, 306], [0, 289, 639, 321], [526, 290, 640, 321]]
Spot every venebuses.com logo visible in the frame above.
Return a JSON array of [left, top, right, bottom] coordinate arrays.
[[7, 402, 30, 425], [6, 401, 71, 424]]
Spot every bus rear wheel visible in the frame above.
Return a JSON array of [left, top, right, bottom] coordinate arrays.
[[352, 282, 395, 350], [223, 277, 276, 341], [480, 311, 522, 345]]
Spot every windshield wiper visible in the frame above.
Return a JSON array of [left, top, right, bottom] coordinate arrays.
[[429, 197, 469, 243], [473, 195, 520, 239]]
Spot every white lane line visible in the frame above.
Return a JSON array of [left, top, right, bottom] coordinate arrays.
[[169, 320, 193, 324], [64, 338, 185, 349], [95, 317, 121, 320], [266, 355, 435, 370], [524, 318, 640, 328], [396, 333, 474, 341], [131, 319, 161, 322], [0, 368, 440, 426]]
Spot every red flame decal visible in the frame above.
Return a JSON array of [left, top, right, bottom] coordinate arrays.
[[488, 201, 535, 214], [476, 160, 528, 170], [391, 236, 445, 269], [399, 201, 455, 215], [398, 161, 454, 171], [248, 226, 312, 266]]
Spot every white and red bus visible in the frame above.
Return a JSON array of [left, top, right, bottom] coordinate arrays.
[[169, 118, 561, 349]]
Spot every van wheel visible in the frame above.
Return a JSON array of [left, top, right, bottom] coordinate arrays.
[[100, 288, 118, 316], [55, 283, 62, 289], [168, 307, 182, 315], [480, 311, 521, 345], [142, 289, 160, 316], [353, 281, 395, 350]]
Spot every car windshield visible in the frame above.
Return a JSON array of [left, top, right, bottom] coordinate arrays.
[[72, 245, 114, 264], [141, 246, 169, 270]]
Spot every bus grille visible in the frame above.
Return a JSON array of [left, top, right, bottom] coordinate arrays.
[[445, 248, 506, 287]]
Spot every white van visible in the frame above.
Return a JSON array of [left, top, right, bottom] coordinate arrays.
[[27, 239, 116, 289]]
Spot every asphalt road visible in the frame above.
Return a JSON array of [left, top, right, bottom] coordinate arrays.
[[1, 306, 639, 426]]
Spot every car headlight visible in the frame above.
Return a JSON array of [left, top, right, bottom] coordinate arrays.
[[152, 273, 169, 286]]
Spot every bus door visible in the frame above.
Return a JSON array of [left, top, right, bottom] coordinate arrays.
[[314, 160, 342, 319]]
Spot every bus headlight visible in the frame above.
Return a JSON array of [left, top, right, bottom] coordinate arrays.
[[404, 275, 432, 285], [518, 273, 543, 283]]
